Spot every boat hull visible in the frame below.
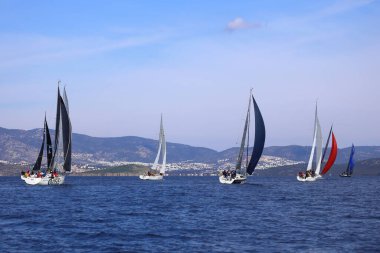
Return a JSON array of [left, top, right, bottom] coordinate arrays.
[[24, 175, 65, 185], [24, 177, 42, 185], [219, 174, 247, 184], [297, 176, 316, 182], [39, 175, 65, 185], [139, 175, 163, 180], [340, 174, 351, 177], [20, 175, 26, 181]]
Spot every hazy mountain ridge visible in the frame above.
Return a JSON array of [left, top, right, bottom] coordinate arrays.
[[1, 127, 380, 166]]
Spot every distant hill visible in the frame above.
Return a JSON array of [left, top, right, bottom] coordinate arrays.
[[1, 127, 380, 166], [254, 158, 380, 177]]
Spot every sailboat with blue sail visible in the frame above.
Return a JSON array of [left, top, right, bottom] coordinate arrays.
[[340, 144, 355, 177], [219, 89, 266, 184]]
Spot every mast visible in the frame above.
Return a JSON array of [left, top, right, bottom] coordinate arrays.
[[32, 120, 46, 171], [236, 93, 251, 172], [320, 132, 338, 175], [246, 94, 266, 175]]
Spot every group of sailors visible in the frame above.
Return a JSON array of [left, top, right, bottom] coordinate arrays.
[[298, 170, 316, 179], [221, 169, 237, 179], [145, 171, 164, 176], [21, 169, 59, 179]]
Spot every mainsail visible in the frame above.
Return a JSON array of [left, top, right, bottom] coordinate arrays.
[[246, 95, 266, 175], [236, 94, 251, 172], [50, 86, 61, 170], [160, 122, 167, 175], [32, 121, 46, 171], [45, 119, 53, 168], [151, 115, 166, 174], [346, 144, 355, 175], [321, 132, 338, 175], [60, 95, 72, 172], [306, 104, 323, 174], [314, 114, 323, 175]]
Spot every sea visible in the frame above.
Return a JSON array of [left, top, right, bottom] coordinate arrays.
[[0, 176, 379, 252]]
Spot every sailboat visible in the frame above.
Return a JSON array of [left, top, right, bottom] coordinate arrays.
[[219, 90, 266, 184], [139, 115, 166, 180], [319, 126, 338, 177], [297, 104, 323, 182], [21, 116, 50, 184], [340, 144, 355, 177], [24, 85, 72, 185]]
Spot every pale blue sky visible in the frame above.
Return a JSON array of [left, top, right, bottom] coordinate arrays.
[[0, 0, 379, 150]]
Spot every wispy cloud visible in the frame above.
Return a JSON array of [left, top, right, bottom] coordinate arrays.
[[225, 17, 261, 32], [0, 33, 166, 68], [321, 0, 375, 16]]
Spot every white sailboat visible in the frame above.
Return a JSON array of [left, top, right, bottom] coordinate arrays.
[[297, 104, 323, 182], [139, 115, 166, 180], [24, 85, 72, 185], [219, 89, 266, 184]]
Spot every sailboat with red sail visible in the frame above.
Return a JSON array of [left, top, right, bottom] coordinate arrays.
[[319, 126, 338, 178]]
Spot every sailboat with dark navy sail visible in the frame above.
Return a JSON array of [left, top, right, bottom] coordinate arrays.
[[23, 85, 72, 185], [219, 90, 266, 184], [21, 115, 52, 184], [340, 144, 355, 177]]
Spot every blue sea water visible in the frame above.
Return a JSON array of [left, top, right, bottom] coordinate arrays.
[[0, 176, 379, 252]]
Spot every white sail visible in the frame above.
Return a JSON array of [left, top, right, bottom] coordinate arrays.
[[306, 106, 318, 171], [151, 115, 166, 174], [236, 93, 251, 172], [151, 138, 162, 171], [160, 127, 166, 174], [314, 115, 323, 175]]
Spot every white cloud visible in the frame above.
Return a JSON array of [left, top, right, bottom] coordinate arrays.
[[226, 17, 261, 31]]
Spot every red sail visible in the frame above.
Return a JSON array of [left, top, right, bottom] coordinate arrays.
[[321, 132, 338, 175]]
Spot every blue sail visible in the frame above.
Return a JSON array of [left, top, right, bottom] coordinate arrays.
[[247, 95, 266, 175], [347, 144, 355, 175]]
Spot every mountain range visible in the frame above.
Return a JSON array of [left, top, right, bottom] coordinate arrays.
[[1, 127, 380, 165]]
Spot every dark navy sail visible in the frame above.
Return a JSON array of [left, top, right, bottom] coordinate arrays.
[[60, 96, 72, 172], [45, 119, 53, 168], [247, 95, 265, 175], [50, 86, 61, 170], [32, 123, 46, 171]]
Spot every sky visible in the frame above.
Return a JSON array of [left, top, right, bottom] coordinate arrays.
[[0, 0, 379, 150]]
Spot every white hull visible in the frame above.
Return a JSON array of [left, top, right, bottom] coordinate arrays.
[[219, 174, 247, 184], [297, 176, 316, 182], [24, 177, 42, 185], [139, 175, 163, 180], [20, 175, 26, 181], [24, 175, 65, 185]]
